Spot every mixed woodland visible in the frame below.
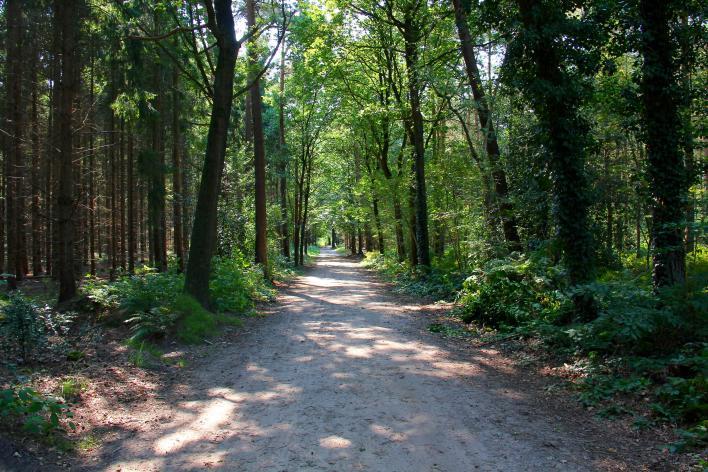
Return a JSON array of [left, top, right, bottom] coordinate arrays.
[[0, 0, 706, 460]]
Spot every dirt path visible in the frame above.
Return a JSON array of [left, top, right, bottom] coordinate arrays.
[[89, 249, 648, 471]]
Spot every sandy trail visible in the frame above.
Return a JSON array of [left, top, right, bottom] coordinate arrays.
[[96, 249, 618, 471]]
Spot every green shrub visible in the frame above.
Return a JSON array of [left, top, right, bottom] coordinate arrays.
[[84, 256, 274, 344], [125, 307, 179, 343], [363, 252, 463, 300], [59, 377, 88, 403], [210, 254, 275, 313], [0, 292, 73, 362], [456, 254, 568, 327], [0, 293, 47, 362], [0, 386, 74, 434]]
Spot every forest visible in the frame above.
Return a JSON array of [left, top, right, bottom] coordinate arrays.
[[0, 0, 706, 469]]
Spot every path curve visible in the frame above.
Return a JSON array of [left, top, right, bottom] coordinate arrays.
[[97, 249, 628, 471]]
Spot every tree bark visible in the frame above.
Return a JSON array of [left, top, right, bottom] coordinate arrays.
[[247, 0, 269, 275], [278, 40, 290, 260], [184, 0, 238, 307], [640, 0, 686, 287], [402, 16, 430, 267], [55, 0, 80, 302], [517, 0, 594, 284], [452, 0, 522, 251], [172, 66, 185, 272], [30, 44, 42, 275], [5, 0, 25, 288]]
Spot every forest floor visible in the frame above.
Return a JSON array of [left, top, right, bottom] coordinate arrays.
[[1, 248, 696, 471]]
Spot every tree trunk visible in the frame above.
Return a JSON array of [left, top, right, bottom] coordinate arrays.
[[127, 128, 136, 273], [640, 0, 686, 287], [452, 0, 522, 251], [5, 0, 25, 288], [403, 18, 430, 267], [517, 0, 594, 284], [278, 41, 290, 260], [247, 0, 269, 275], [30, 45, 42, 275], [373, 197, 384, 254], [55, 0, 80, 302], [184, 0, 238, 307], [172, 66, 185, 272]]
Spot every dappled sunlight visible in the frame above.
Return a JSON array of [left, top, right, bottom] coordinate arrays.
[[101, 248, 609, 471], [154, 398, 236, 454], [319, 435, 352, 449]]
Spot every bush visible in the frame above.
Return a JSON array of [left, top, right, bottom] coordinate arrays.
[[0, 293, 47, 362], [456, 254, 568, 327], [210, 253, 276, 313], [0, 292, 73, 363], [83, 256, 271, 345], [0, 386, 73, 434], [363, 252, 463, 300]]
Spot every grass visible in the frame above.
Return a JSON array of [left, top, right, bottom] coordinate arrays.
[[75, 434, 100, 452]]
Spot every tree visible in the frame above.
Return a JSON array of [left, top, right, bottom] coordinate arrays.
[[4, 0, 26, 289], [506, 0, 598, 284], [451, 0, 522, 252], [639, 0, 687, 287], [55, 0, 82, 302], [184, 0, 239, 307], [247, 0, 269, 275]]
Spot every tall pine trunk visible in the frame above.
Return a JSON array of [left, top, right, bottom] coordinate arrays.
[[5, 0, 25, 288], [55, 0, 80, 302]]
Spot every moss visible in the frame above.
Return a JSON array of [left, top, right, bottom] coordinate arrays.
[[172, 294, 218, 344]]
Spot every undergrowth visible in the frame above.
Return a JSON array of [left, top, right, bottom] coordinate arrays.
[[365, 246, 708, 451], [82, 252, 275, 346]]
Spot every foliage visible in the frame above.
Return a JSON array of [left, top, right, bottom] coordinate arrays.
[[363, 253, 463, 300], [82, 254, 273, 344], [456, 253, 568, 328], [83, 269, 184, 315], [59, 377, 88, 403], [0, 292, 75, 363], [369, 245, 707, 430], [0, 386, 74, 435], [173, 294, 218, 344], [210, 253, 276, 313]]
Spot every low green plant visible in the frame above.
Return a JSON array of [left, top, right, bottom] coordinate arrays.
[[59, 377, 88, 402], [125, 307, 179, 342], [0, 292, 47, 362], [0, 293, 75, 362], [0, 386, 74, 434], [455, 254, 567, 327], [173, 294, 218, 344], [363, 253, 463, 300], [210, 254, 276, 313]]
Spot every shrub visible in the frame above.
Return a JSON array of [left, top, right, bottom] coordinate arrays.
[[0, 386, 73, 434], [211, 254, 275, 313], [173, 294, 217, 344], [363, 252, 463, 300], [456, 254, 568, 327], [84, 256, 274, 344], [83, 270, 184, 315], [0, 292, 47, 362], [0, 292, 74, 363]]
